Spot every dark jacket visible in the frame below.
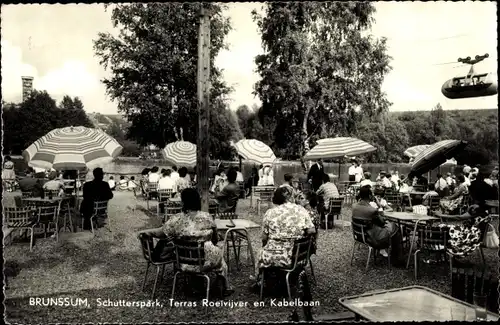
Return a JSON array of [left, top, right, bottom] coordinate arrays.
[[352, 200, 392, 249], [469, 180, 498, 206], [216, 182, 239, 213], [18, 177, 45, 197], [80, 179, 113, 218], [307, 163, 324, 190]]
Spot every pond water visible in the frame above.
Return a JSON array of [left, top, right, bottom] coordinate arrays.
[[12, 157, 469, 184]]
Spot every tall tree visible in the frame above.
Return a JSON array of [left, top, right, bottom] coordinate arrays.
[[253, 2, 391, 157], [94, 3, 233, 155]]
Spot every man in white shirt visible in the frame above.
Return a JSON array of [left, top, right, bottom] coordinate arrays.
[[434, 173, 448, 193], [354, 161, 363, 183], [158, 169, 176, 192], [148, 166, 161, 183], [348, 160, 356, 184], [380, 172, 392, 188], [170, 166, 180, 183]]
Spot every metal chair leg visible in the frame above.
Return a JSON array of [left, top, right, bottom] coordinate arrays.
[[204, 274, 211, 301], [159, 264, 166, 284], [448, 254, 453, 278], [285, 272, 292, 301], [479, 247, 485, 266], [366, 247, 372, 270], [142, 263, 150, 291], [309, 258, 316, 285], [259, 270, 265, 301], [171, 271, 180, 299], [414, 250, 421, 280], [29, 228, 34, 251], [151, 266, 161, 299], [350, 242, 357, 265]]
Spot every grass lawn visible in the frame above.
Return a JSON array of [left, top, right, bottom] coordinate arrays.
[[4, 191, 498, 322]]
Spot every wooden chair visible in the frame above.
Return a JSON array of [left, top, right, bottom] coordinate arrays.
[[82, 200, 109, 235], [251, 186, 275, 208], [43, 190, 60, 199], [138, 233, 176, 299], [325, 198, 343, 229], [451, 268, 499, 313], [384, 191, 402, 212], [259, 236, 315, 301], [165, 201, 182, 223], [427, 196, 441, 215], [3, 207, 38, 251], [350, 219, 391, 270], [413, 224, 448, 280], [171, 239, 222, 301], [145, 182, 159, 210], [157, 189, 173, 218], [37, 205, 60, 242]]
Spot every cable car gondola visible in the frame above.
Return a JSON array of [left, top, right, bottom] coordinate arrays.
[[441, 53, 497, 99]]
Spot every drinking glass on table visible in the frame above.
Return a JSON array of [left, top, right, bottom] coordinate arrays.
[[473, 293, 488, 321]]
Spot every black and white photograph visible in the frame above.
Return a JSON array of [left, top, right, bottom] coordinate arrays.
[[2, 1, 499, 323]]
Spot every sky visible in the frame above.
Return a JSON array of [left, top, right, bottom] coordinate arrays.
[[1, 2, 498, 115]]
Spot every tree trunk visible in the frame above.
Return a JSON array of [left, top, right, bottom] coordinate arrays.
[[301, 105, 313, 173]]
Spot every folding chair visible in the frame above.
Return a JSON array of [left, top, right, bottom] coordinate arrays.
[[350, 219, 391, 270], [325, 198, 343, 229], [255, 187, 275, 216], [171, 239, 223, 301], [138, 233, 176, 299], [259, 236, 315, 301], [413, 224, 448, 280], [3, 207, 39, 251], [157, 189, 173, 218], [82, 200, 109, 235]]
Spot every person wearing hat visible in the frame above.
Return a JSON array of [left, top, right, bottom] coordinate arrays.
[[352, 187, 404, 266]]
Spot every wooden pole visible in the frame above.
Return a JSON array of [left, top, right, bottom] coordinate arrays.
[[197, 6, 211, 212]]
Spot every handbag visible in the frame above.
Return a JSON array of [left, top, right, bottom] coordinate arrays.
[[483, 223, 499, 249]]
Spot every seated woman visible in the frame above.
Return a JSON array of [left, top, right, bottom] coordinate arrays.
[[175, 167, 192, 194], [352, 187, 404, 265], [139, 188, 233, 296], [250, 187, 316, 284], [118, 175, 128, 191], [440, 174, 468, 214], [441, 205, 492, 258]]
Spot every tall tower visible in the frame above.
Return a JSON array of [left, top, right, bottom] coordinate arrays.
[[21, 76, 34, 101]]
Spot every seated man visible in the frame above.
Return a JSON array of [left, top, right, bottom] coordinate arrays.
[[352, 187, 404, 266], [316, 173, 340, 223], [216, 168, 239, 213], [43, 173, 65, 196], [18, 168, 45, 197], [80, 168, 114, 230]]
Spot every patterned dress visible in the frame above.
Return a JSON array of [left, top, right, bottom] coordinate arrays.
[[257, 203, 315, 270], [175, 177, 192, 194], [440, 183, 468, 213], [444, 214, 491, 257], [162, 211, 228, 277], [306, 208, 320, 255]]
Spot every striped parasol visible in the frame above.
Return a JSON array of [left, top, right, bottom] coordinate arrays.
[[303, 137, 376, 160], [404, 145, 431, 159], [22, 126, 123, 170], [162, 141, 197, 168], [410, 140, 467, 177], [233, 139, 276, 165]]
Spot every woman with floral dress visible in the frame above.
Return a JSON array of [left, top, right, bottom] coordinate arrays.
[[442, 205, 491, 258], [440, 174, 468, 214], [250, 187, 316, 283], [139, 188, 234, 296]]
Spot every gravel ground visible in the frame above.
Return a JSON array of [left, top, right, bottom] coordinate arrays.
[[4, 191, 498, 323]]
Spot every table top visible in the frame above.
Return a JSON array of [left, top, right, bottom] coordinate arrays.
[[485, 200, 499, 208], [339, 286, 499, 321], [169, 197, 218, 204], [215, 218, 260, 230], [22, 197, 64, 203], [384, 211, 438, 222]]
